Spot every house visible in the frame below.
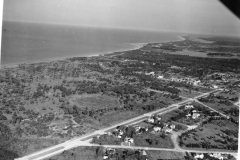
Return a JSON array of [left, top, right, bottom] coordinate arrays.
[[170, 124, 175, 129], [125, 137, 134, 143], [134, 125, 141, 132], [157, 75, 164, 79], [165, 128, 172, 133], [186, 113, 191, 118], [193, 80, 201, 86], [147, 118, 155, 123], [209, 153, 223, 160], [145, 72, 155, 76], [212, 85, 219, 89], [103, 154, 108, 159], [192, 113, 200, 119], [185, 105, 194, 109], [170, 65, 181, 69], [119, 130, 124, 135], [142, 150, 147, 156], [153, 126, 161, 132], [155, 116, 161, 121], [192, 110, 197, 113], [194, 153, 204, 159]]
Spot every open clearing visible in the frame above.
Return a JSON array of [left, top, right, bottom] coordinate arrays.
[[181, 119, 238, 150], [178, 88, 201, 98], [99, 110, 140, 126], [147, 150, 186, 160], [134, 133, 174, 148], [70, 94, 121, 109]]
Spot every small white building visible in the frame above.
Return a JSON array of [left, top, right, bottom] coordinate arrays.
[[157, 75, 164, 79], [165, 128, 172, 133], [185, 105, 194, 109], [125, 137, 134, 143], [193, 80, 201, 86], [142, 150, 147, 156], [194, 153, 204, 159], [153, 126, 161, 132], [186, 113, 191, 118], [134, 125, 141, 132], [155, 116, 161, 121], [209, 153, 223, 160], [119, 130, 124, 135], [192, 113, 200, 119], [212, 85, 219, 89], [147, 118, 155, 123], [145, 72, 155, 76], [103, 155, 108, 159], [170, 124, 175, 129]]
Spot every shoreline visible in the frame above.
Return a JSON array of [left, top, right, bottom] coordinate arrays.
[[0, 42, 149, 69], [4, 35, 239, 69], [0, 36, 182, 69]]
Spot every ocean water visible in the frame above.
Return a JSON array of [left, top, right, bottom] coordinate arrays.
[[1, 21, 182, 66]]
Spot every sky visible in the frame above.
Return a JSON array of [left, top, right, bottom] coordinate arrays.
[[3, 0, 240, 36]]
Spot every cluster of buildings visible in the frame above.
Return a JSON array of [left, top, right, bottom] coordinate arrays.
[[145, 71, 204, 87], [179, 103, 202, 120], [145, 115, 176, 134], [169, 77, 201, 86], [109, 127, 135, 146], [185, 109, 201, 120], [145, 70, 239, 91], [194, 153, 229, 160], [143, 70, 228, 90], [144, 71, 201, 85], [107, 115, 178, 146]]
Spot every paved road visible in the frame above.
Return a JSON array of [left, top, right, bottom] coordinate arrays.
[[16, 89, 236, 160]]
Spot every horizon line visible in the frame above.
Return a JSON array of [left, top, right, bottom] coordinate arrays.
[[3, 19, 240, 38]]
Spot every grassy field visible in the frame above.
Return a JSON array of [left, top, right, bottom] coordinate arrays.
[[160, 110, 179, 121], [145, 90, 184, 106], [12, 138, 60, 157], [134, 133, 174, 148], [218, 92, 239, 100], [147, 150, 187, 160], [70, 94, 121, 110], [92, 134, 121, 145], [181, 119, 238, 150], [171, 121, 188, 131], [46, 146, 102, 160], [201, 100, 238, 117], [133, 121, 153, 128], [47, 146, 153, 160], [178, 88, 201, 98], [99, 110, 140, 126]]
